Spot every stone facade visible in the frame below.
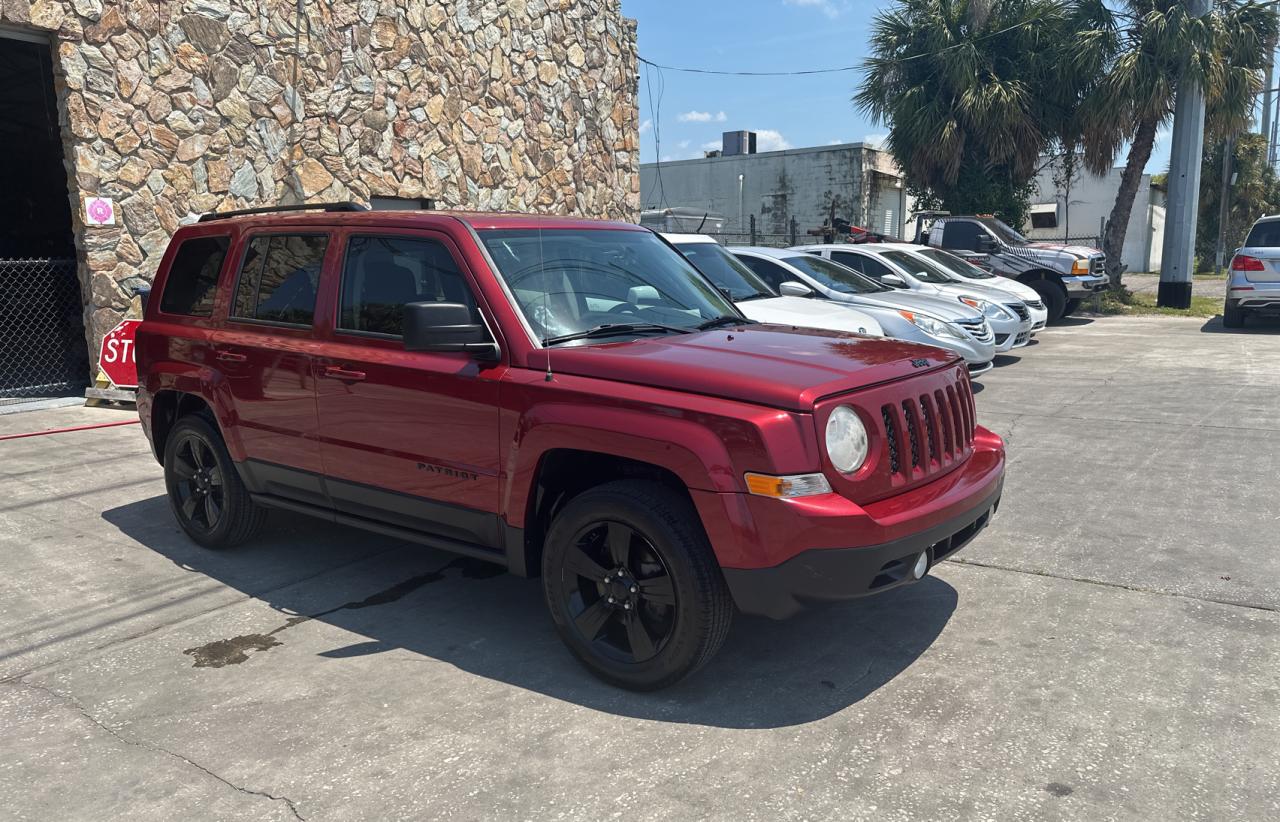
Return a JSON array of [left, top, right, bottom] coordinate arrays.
[[0, 0, 640, 360]]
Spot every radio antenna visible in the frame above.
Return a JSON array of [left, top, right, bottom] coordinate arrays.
[[539, 220, 552, 381]]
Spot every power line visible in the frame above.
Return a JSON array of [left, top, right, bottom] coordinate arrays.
[[636, 18, 1048, 77]]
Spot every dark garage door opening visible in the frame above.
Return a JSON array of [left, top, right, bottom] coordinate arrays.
[[0, 32, 86, 402]]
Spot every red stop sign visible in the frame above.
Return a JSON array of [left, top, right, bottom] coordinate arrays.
[[99, 319, 141, 389]]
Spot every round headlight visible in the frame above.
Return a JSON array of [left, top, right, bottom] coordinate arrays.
[[825, 405, 869, 474]]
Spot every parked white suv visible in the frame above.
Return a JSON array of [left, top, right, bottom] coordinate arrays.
[[660, 234, 884, 337], [1226, 215, 1280, 328]]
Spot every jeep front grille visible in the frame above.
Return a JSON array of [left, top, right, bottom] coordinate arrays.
[[879, 377, 975, 479]]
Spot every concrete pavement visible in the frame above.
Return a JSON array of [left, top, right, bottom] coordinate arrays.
[[2, 316, 1278, 820]]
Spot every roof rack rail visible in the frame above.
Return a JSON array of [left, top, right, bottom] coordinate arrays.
[[197, 202, 369, 222]]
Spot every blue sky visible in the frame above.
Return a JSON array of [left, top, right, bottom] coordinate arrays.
[[621, 0, 1174, 172]]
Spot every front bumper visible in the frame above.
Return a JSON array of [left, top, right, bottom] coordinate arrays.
[[708, 430, 1005, 619], [994, 318, 1035, 351], [1062, 273, 1109, 297]]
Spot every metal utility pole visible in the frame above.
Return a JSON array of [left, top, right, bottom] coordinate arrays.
[[1158, 0, 1212, 308], [1214, 135, 1235, 274]]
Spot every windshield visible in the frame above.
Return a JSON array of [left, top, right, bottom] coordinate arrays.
[[878, 250, 958, 284], [479, 229, 741, 344], [917, 249, 996, 279], [976, 217, 1028, 245], [673, 241, 774, 301], [779, 254, 887, 294]]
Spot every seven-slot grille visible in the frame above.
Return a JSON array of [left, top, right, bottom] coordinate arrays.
[[1005, 302, 1030, 321], [956, 317, 993, 344], [875, 375, 976, 481]]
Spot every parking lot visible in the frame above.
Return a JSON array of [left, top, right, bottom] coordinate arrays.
[[2, 314, 1278, 821]]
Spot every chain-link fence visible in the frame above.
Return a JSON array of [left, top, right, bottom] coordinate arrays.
[[0, 258, 89, 404]]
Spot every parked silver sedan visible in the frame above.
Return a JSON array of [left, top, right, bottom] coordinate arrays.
[[791, 243, 1035, 351], [730, 246, 997, 375]]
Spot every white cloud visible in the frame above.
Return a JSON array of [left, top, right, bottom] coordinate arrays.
[[753, 129, 792, 152], [677, 139, 691, 150], [701, 140, 722, 151], [784, 0, 842, 19], [863, 133, 889, 148], [827, 138, 845, 145], [639, 118, 652, 134], [677, 110, 728, 123]]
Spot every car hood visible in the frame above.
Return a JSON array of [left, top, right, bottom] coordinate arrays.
[[526, 325, 957, 411], [735, 295, 884, 337], [926, 280, 1026, 306], [832, 289, 982, 322], [966, 276, 1041, 302], [1026, 242, 1102, 258]]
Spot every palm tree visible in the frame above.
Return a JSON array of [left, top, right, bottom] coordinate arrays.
[[1080, 0, 1276, 286], [857, 0, 1110, 227]]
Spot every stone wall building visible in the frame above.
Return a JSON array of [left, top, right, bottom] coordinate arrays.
[[0, 0, 639, 399]]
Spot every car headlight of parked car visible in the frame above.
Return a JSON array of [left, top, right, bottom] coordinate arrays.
[[959, 296, 1014, 320], [898, 309, 966, 341], [825, 405, 869, 474]]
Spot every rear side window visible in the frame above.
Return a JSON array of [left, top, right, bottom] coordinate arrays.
[[232, 234, 329, 326], [831, 251, 865, 272], [339, 236, 478, 336], [159, 236, 229, 316], [737, 255, 788, 290], [1244, 221, 1280, 247], [941, 221, 982, 251]]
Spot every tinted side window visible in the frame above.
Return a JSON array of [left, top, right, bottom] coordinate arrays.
[[859, 256, 896, 281], [941, 221, 982, 252], [232, 234, 328, 326], [831, 251, 865, 272], [340, 236, 478, 336], [159, 236, 229, 316], [738, 256, 787, 290]]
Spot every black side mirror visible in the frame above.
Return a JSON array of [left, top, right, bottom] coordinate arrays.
[[403, 302, 496, 358], [977, 234, 998, 253]]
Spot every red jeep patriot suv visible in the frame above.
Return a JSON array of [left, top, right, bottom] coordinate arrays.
[[136, 203, 1005, 690]]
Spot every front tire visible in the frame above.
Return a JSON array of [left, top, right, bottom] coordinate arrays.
[[163, 414, 266, 550], [1063, 297, 1083, 316], [542, 480, 733, 690], [1028, 280, 1067, 323], [1223, 300, 1246, 328]]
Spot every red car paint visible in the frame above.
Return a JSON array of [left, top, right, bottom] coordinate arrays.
[[136, 210, 1004, 617]]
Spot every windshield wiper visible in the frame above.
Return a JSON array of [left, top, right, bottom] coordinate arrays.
[[696, 315, 754, 331], [542, 322, 688, 346], [735, 293, 771, 302]]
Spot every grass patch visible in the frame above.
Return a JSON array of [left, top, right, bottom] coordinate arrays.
[[1086, 288, 1221, 318]]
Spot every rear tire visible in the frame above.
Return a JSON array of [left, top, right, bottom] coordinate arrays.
[[1028, 280, 1068, 323], [1223, 300, 1246, 328], [163, 414, 266, 550], [542, 480, 733, 691]]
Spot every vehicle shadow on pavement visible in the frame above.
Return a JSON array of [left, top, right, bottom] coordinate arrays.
[[102, 496, 956, 729], [1051, 316, 1095, 327], [993, 354, 1021, 367], [1200, 315, 1280, 334]]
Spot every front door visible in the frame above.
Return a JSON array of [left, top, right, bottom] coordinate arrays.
[[214, 231, 331, 505], [313, 230, 504, 549]]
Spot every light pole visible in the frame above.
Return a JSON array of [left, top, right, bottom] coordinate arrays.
[[1157, 0, 1212, 308]]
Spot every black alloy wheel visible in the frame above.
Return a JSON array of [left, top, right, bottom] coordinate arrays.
[[542, 480, 733, 690], [163, 414, 266, 549], [171, 432, 225, 534], [560, 519, 677, 664]]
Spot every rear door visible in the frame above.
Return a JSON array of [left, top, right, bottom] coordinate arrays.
[[312, 229, 505, 549], [213, 231, 331, 505]]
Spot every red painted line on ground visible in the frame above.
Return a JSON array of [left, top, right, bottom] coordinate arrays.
[[0, 419, 141, 442]]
